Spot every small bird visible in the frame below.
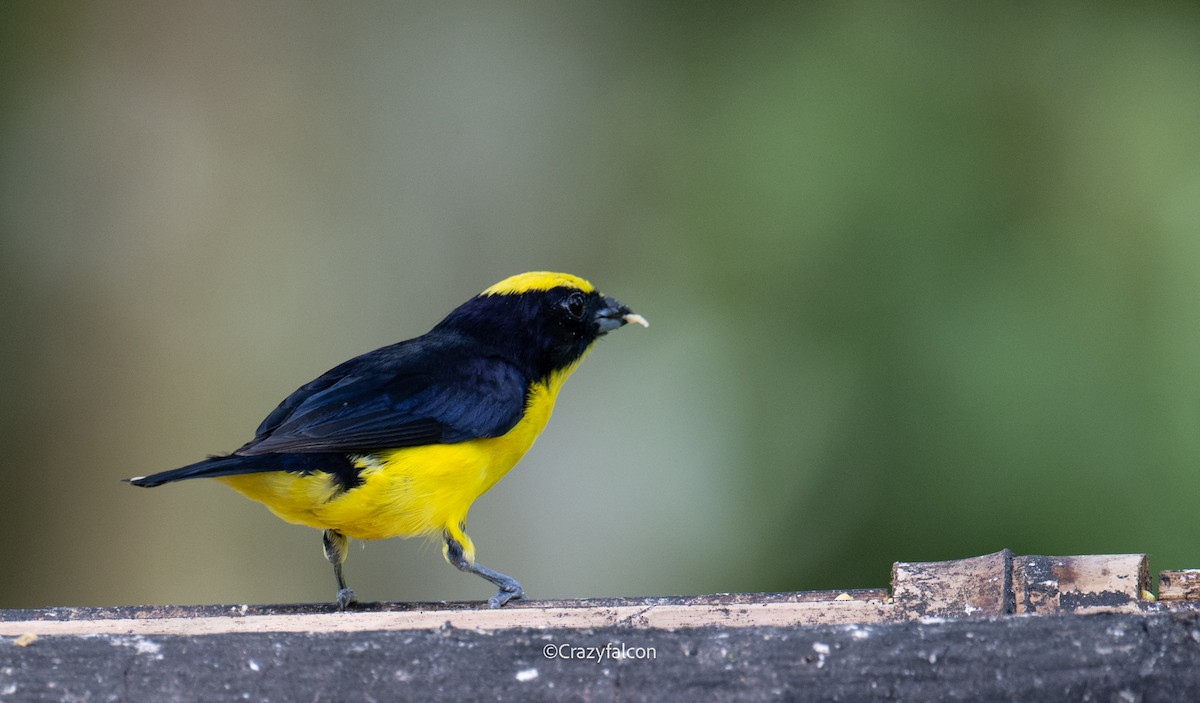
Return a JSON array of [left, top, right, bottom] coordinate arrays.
[[129, 271, 647, 609]]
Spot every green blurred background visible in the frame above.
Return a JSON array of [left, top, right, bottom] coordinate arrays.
[[3, 2, 1200, 609]]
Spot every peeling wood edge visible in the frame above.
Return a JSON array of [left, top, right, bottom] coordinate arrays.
[[0, 599, 898, 637], [0, 589, 890, 623]]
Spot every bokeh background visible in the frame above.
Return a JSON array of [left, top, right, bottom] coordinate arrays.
[[3, 3, 1200, 609]]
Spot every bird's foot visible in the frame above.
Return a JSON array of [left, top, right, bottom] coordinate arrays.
[[335, 588, 358, 611], [488, 584, 524, 609]]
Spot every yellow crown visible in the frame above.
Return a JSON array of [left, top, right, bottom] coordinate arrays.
[[482, 271, 596, 296]]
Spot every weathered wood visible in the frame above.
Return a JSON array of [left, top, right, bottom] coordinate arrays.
[[0, 599, 900, 637], [0, 591, 898, 636], [1012, 553, 1149, 614], [4, 612, 1200, 702], [1160, 570, 1200, 601], [891, 549, 1011, 617], [3, 550, 1181, 639], [5, 550, 1200, 701]]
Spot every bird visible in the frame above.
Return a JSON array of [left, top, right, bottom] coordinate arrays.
[[129, 271, 647, 609]]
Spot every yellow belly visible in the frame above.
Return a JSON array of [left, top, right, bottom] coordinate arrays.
[[218, 377, 565, 542]]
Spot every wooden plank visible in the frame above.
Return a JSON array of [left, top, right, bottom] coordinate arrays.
[[6, 550, 1200, 702], [2, 549, 1184, 639], [0, 590, 890, 623], [4, 612, 1200, 702], [0, 596, 895, 637]]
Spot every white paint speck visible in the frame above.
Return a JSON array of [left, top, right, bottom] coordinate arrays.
[[248, 660, 260, 672], [812, 641, 830, 669], [135, 640, 161, 656], [515, 668, 538, 683]]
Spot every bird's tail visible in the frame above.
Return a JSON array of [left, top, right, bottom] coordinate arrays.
[[126, 454, 268, 487], [128, 452, 352, 487]]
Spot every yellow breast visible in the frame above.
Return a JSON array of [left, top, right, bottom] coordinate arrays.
[[217, 372, 571, 542]]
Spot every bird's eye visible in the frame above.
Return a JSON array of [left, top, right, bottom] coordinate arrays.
[[562, 292, 586, 319]]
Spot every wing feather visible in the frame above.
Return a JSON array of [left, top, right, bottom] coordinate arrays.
[[237, 334, 528, 455]]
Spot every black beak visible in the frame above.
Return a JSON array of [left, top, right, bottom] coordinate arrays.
[[594, 296, 649, 335]]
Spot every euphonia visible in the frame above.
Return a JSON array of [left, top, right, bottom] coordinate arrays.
[[130, 271, 647, 609]]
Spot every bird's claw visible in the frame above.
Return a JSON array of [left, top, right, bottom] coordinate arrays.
[[335, 588, 358, 611], [488, 586, 524, 609]]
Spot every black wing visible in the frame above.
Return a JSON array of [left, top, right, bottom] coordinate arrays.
[[236, 334, 528, 455]]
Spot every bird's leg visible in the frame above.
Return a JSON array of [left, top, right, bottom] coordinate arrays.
[[322, 529, 357, 611], [443, 533, 524, 608]]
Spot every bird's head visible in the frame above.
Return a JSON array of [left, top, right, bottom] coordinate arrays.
[[435, 272, 648, 381]]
